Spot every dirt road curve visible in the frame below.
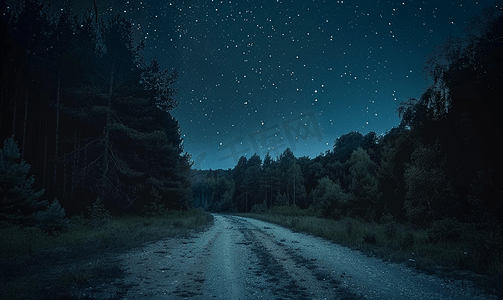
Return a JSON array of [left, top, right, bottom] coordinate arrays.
[[105, 214, 494, 299]]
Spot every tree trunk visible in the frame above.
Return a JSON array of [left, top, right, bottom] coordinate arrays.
[[43, 121, 48, 190], [36, 119, 41, 176], [12, 91, 16, 138], [71, 130, 78, 200], [102, 63, 114, 187], [11, 67, 20, 138], [63, 142, 67, 201], [265, 188, 268, 209], [0, 86, 3, 135], [293, 174, 296, 207], [83, 137, 87, 177], [21, 92, 28, 159], [54, 70, 61, 188]]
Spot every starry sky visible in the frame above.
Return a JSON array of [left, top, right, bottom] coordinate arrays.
[[40, 0, 497, 169]]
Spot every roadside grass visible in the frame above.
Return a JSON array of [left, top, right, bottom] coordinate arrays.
[[0, 208, 213, 259], [238, 207, 503, 297], [0, 208, 213, 300]]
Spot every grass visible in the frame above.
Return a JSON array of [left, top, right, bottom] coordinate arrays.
[[237, 208, 503, 298], [0, 208, 214, 300]]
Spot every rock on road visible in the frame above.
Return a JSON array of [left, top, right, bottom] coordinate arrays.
[[111, 214, 493, 299]]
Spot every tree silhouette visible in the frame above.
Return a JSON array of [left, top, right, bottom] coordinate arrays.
[[0, 137, 46, 224]]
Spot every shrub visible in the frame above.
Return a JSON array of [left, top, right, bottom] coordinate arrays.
[[143, 200, 166, 217], [250, 201, 267, 214], [142, 187, 166, 216], [363, 232, 377, 244], [469, 229, 503, 272], [289, 218, 300, 229], [268, 205, 305, 217], [35, 199, 70, 235], [345, 219, 354, 237], [87, 197, 111, 228], [384, 222, 398, 241], [427, 219, 470, 243], [401, 232, 414, 249]]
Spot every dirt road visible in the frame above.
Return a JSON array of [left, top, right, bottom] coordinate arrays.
[[94, 214, 494, 299]]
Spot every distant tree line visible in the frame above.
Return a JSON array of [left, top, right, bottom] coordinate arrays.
[[1, 0, 192, 223], [192, 3, 503, 230]]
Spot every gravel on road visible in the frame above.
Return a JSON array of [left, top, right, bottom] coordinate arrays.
[[85, 214, 495, 300]]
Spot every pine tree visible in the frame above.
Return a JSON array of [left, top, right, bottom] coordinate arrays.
[[60, 15, 188, 212], [233, 156, 248, 212], [35, 198, 70, 234], [0, 137, 45, 224], [259, 152, 274, 208], [1, 2, 190, 215], [277, 148, 305, 206], [245, 154, 262, 209]]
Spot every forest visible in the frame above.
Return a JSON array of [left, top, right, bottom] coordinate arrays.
[[1, 0, 193, 226], [192, 2, 503, 261], [1, 0, 502, 271]]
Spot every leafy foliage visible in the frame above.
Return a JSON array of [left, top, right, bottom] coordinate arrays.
[[404, 143, 455, 224], [349, 148, 380, 219], [363, 232, 377, 245], [427, 219, 471, 243], [309, 177, 348, 219]]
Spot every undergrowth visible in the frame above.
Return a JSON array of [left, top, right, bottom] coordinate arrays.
[[238, 206, 503, 293], [0, 208, 213, 300]]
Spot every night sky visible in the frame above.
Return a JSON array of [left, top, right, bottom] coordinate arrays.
[[43, 0, 497, 169]]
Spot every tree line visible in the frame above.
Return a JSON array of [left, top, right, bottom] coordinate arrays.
[[1, 0, 192, 224], [1, 0, 501, 233], [193, 3, 503, 230]]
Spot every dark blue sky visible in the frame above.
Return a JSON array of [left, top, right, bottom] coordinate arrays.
[[51, 0, 496, 169]]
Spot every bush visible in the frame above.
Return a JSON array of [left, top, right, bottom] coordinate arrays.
[[143, 199, 166, 217], [35, 199, 70, 235], [289, 218, 300, 229], [363, 232, 377, 244], [142, 186, 164, 215], [345, 219, 354, 237], [384, 222, 398, 241], [401, 232, 414, 248], [250, 201, 267, 214], [469, 230, 503, 272], [268, 205, 306, 217], [87, 197, 111, 228], [427, 219, 471, 243]]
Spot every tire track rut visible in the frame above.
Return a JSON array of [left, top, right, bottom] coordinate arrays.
[[85, 214, 494, 299], [232, 216, 358, 299]]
